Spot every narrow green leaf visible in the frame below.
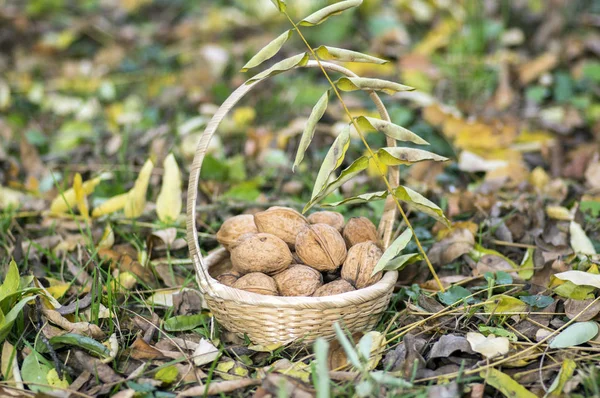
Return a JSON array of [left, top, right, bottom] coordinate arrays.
[[393, 186, 449, 226], [299, 0, 362, 26], [322, 190, 388, 207], [164, 314, 209, 332], [370, 372, 412, 388], [549, 322, 599, 349], [335, 77, 414, 95], [313, 338, 331, 398], [377, 147, 448, 166], [270, 0, 286, 12], [247, 53, 309, 84], [480, 368, 537, 398], [315, 46, 388, 64], [333, 323, 362, 370], [0, 260, 20, 304], [355, 116, 428, 145], [311, 126, 351, 199], [294, 90, 329, 172], [241, 30, 293, 72], [373, 229, 412, 275], [303, 155, 368, 212], [0, 295, 37, 344], [49, 333, 110, 357], [382, 253, 421, 272]]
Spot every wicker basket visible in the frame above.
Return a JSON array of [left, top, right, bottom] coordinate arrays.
[[187, 60, 400, 346]]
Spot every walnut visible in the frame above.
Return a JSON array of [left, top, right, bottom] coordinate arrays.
[[233, 273, 278, 296], [254, 206, 308, 249], [307, 211, 345, 232], [342, 217, 380, 248], [216, 214, 257, 250], [295, 224, 347, 272], [341, 241, 383, 289], [312, 279, 355, 297], [230, 233, 292, 275], [273, 264, 323, 296]]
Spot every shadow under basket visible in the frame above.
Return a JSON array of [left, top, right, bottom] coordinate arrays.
[[187, 60, 401, 346], [200, 248, 398, 346]]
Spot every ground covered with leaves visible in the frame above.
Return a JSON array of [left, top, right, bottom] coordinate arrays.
[[1, 0, 600, 397]]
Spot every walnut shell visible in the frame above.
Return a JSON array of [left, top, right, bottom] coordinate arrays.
[[254, 206, 308, 249], [233, 273, 278, 296], [313, 279, 355, 297], [273, 264, 323, 296], [230, 233, 293, 275], [307, 211, 345, 232], [342, 217, 379, 248], [217, 270, 240, 287], [295, 224, 347, 272], [341, 241, 383, 289], [216, 215, 258, 250]]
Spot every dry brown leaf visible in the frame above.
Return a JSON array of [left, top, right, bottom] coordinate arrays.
[[41, 306, 106, 340], [129, 337, 166, 360], [564, 299, 600, 321], [428, 228, 475, 266], [518, 52, 559, 84]]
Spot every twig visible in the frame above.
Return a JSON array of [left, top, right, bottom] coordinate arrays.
[[280, 10, 446, 291]]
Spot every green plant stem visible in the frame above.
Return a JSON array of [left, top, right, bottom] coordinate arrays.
[[282, 11, 445, 292]]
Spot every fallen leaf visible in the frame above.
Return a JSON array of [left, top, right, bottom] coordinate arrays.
[[428, 334, 474, 359], [192, 338, 220, 366], [570, 221, 597, 255], [156, 154, 182, 223], [550, 322, 599, 348], [467, 333, 510, 359], [480, 368, 537, 398], [124, 159, 154, 218], [554, 271, 600, 290]]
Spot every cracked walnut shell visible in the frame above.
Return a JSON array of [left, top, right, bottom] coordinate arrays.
[[295, 223, 347, 272]]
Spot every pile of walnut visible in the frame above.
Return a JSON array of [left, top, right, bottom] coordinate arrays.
[[215, 206, 384, 297]]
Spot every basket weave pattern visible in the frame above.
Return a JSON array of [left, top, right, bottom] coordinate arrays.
[[187, 61, 400, 345]]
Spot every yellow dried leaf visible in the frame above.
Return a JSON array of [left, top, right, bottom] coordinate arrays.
[[50, 175, 103, 214], [73, 173, 89, 219], [156, 154, 182, 223], [98, 224, 115, 249], [47, 368, 69, 388], [414, 18, 457, 55], [1, 342, 15, 380], [546, 205, 573, 221], [529, 167, 549, 191], [124, 159, 154, 218], [92, 193, 128, 217]]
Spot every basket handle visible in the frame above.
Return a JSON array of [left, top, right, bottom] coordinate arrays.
[[187, 60, 399, 293]]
